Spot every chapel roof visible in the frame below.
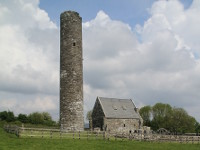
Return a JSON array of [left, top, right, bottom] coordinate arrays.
[[97, 97, 140, 119]]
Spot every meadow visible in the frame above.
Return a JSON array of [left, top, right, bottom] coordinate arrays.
[[1, 123, 200, 150]]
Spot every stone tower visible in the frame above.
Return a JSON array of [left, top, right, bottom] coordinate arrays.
[[60, 11, 84, 131]]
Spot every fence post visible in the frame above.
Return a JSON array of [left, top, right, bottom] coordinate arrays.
[[79, 131, 80, 140], [30, 130, 33, 138], [15, 126, 17, 137], [103, 132, 105, 140], [87, 131, 88, 140], [22, 124, 24, 132], [107, 132, 109, 141], [50, 130, 53, 138], [8, 125, 10, 133], [60, 131, 62, 139], [16, 127, 19, 137], [18, 127, 21, 137]]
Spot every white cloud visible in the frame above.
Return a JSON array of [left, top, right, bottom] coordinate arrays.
[[1, 0, 200, 123], [0, 0, 59, 119], [0, 0, 59, 95], [83, 1, 200, 122], [148, 0, 200, 57]]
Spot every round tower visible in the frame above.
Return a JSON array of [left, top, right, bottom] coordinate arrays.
[[60, 11, 84, 131]]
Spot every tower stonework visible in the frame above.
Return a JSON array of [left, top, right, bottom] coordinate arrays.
[[60, 11, 84, 131]]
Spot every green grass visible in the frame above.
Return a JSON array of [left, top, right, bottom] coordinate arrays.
[[1, 123, 200, 150]]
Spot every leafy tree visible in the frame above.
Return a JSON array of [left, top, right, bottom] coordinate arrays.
[[0, 110, 57, 126], [186, 116, 196, 133], [170, 108, 196, 134], [195, 122, 200, 135], [146, 103, 198, 134], [139, 106, 152, 126], [17, 114, 28, 123], [27, 112, 56, 126], [151, 103, 172, 130], [0, 111, 8, 121], [42, 112, 52, 121], [42, 112, 56, 126], [28, 112, 44, 124], [0, 111, 15, 122], [7, 111, 15, 122]]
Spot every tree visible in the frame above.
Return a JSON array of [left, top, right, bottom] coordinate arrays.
[[0, 110, 56, 126], [151, 103, 172, 130], [0, 111, 8, 121], [170, 108, 196, 134], [137, 102, 197, 133], [0, 111, 15, 122], [7, 111, 15, 122], [185, 116, 196, 133], [17, 114, 28, 123], [42, 112, 52, 121], [28, 112, 44, 124], [27, 112, 56, 126], [86, 110, 93, 129], [42, 112, 56, 126], [139, 106, 151, 126], [195, 122, 200, 135]]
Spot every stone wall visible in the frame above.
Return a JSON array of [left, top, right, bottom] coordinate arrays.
[[60, 11, 84, 131], [92, 98, 143, 133], [104, 118, 141, 134]]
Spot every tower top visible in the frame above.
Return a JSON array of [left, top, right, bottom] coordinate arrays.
[[60, 11, 81, 19]]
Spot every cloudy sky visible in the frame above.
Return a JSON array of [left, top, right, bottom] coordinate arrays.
[[1, 0, 200, 122]]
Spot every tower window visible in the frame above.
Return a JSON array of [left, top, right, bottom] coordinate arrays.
[[124, 124, 126, 127], [73, 42, 76, 46]]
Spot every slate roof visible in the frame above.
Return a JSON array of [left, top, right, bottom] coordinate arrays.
[[97, 97, 140, 119]]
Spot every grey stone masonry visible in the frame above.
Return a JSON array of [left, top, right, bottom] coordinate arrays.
[[60, 11, 84, 131], [92, 97, 143, 134]]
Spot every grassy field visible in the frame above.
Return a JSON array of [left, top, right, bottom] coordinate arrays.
[[1, 124, 200, 150]]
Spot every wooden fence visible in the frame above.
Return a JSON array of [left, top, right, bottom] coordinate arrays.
[[4, 125, 20, 137], [3, 125, 200, 144], [3, 125, 106, 140]]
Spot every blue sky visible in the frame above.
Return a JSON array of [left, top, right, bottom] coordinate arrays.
[[1, 0, 200, 122], [39, 0, 193, 27], [39, 0, 154, 27]]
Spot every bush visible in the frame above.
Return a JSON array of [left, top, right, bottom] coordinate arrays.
[[17, 114, 29, 123], [0, 111, 15, 122], [0, 110, 58, 127], [28, 112, 44, 124]]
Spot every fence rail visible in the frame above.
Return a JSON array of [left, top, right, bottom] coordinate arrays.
[[3, 125, 200, 144]]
